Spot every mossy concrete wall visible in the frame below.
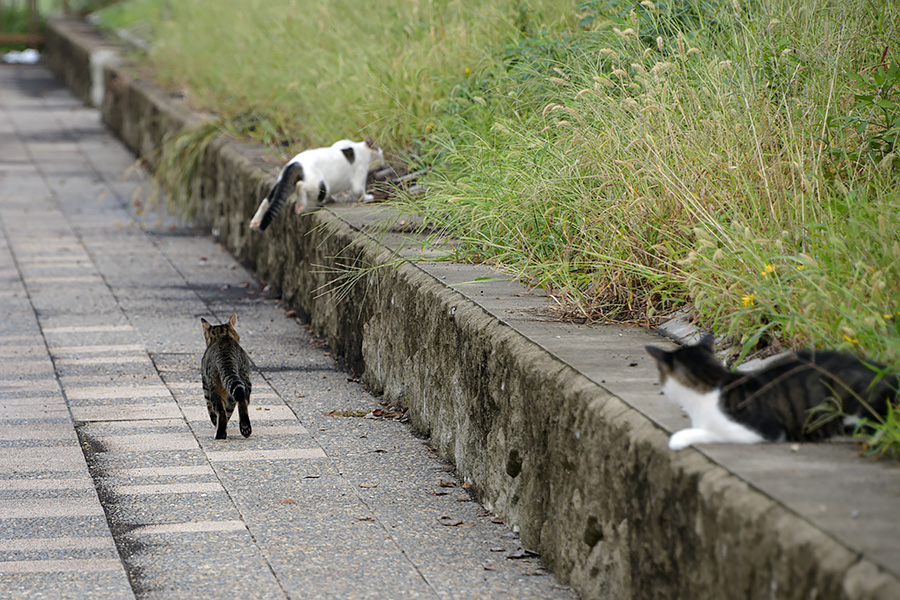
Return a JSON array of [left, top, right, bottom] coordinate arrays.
[[45, 18, 900, 600]]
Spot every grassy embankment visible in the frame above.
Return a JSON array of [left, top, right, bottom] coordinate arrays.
[[95, 0, 900, 457]]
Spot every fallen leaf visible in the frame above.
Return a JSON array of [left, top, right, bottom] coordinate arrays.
[[356, 516, 374, 522], [325, 409, 369, 418], [507, 547, 540, 559], [281, 499, 295, 504], [432, 491, 449, 496], [461, 481, 473, 489], [502, 532, 520, 539], [483, 566, 496, 571], [438, 480, 457, 488], [438, 516, 464, 527], [359, 483, 378, 488], [489, 547, 504, 552], [285, 309, 297, 317], [303, 474, 320, 479], [491, 518, 505, 524]]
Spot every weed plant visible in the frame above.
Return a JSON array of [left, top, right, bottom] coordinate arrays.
[[96, 0, 573, 154], [415, 0, 900, 358]]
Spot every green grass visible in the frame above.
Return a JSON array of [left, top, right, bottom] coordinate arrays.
[[94, 0, 574, 155], [411, 0, 900, 360], [92, 0, 900, 451]]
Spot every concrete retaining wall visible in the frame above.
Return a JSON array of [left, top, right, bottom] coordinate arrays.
[[44, 18, 900, 599]]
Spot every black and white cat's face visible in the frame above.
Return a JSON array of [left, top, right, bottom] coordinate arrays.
[[645, 334, 766, 449], [362, 138, 385, 169], [645, 333, 723, 394]]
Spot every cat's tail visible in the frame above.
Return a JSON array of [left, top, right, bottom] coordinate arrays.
[[221, 367, 249, 405], [259, 162, 304, 231]]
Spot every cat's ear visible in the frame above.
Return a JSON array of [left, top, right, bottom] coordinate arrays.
[[228, 313, 238, 329], [645, 345, 670, 365], [697, 333, 715, 351], [201, 318, 211, 333], [364, 136, 378, 149]]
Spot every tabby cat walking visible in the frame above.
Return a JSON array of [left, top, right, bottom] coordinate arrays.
[[201, 314, 253, 440]]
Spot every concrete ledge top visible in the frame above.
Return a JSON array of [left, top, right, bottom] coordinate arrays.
[[43, 16, 900, 599], [336, 203, 900, 579]]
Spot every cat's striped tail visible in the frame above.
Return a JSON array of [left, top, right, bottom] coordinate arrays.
[[228, 379, 248, 405], [260, 162, 304, 231], [220, 364, 249, 405]]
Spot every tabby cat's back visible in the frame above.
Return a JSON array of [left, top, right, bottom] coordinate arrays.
[[201, 313, 252, 440]]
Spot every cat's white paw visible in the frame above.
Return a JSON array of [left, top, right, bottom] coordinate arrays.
[[669, 428, 712, 450], [362, 193, 375, 203], [249, 218, 260, 230]]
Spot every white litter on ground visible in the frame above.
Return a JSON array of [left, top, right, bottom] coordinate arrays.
[[3, 49, 40, 65]]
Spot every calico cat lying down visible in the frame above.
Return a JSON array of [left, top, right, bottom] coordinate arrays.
[[646, 334, 898, 450], [249, 139, 385, 231]]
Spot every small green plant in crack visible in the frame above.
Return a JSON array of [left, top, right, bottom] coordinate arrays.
[[151, 119, 223, 221], [855, 400, 900, 460]]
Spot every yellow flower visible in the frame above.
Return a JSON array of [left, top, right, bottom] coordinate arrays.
[[741, 294, 755, 307], [843, 335, 859, 344], [796, 265, 805, 271], [761, 264, 775, 276], [465, 68, 471, 75]]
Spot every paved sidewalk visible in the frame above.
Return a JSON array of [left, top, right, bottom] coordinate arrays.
[[0, 64, 577, 599]]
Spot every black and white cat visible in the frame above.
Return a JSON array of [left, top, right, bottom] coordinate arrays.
[[249, 139, 385, 231], [646, 334, 898, 450]]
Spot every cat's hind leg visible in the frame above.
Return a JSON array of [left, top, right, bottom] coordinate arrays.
[[315, 180, 330, 207], [249, 198, 269, 230], [294, 185, 311, 214], [214, 401, 229, 440], [238, 399, 252, 438], [203, 388, 217, 426]]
